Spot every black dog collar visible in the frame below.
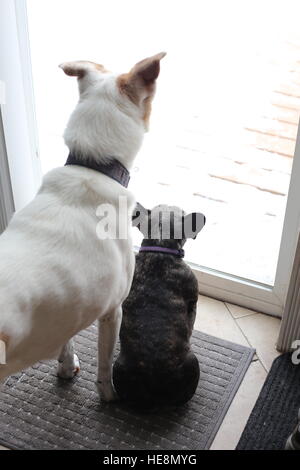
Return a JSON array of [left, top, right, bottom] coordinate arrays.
[[65, 153, 130, 188], [139, 246, 185, 258]]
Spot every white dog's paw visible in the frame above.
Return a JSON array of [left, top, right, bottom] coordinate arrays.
[[96, 380, 118, 402], [57, 354, 80, 380]]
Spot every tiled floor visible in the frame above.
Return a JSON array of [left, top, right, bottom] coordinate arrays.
[[195, 295, 281, 450], [0, 294, 281, 451]]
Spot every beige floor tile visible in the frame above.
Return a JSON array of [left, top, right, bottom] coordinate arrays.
[[236, 313, 281, 371], [225, 303, 258, 319], [210, 360, 267, 450], [195, 295, 249, 347]]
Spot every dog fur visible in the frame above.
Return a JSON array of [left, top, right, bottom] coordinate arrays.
[[113, 204, 205, 409], [0, 53, 165, 401]]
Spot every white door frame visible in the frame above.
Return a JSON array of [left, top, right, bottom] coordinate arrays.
[[4, 0, 300, 317], [0, 0, 41, 212], [0, 109, 15, 232]]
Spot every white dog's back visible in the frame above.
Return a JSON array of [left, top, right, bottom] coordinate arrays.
[[0, 166, 135, 379]]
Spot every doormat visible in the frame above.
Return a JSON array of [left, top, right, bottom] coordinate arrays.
[[237, 353, 300, 450], [0, 326, 254, 450]]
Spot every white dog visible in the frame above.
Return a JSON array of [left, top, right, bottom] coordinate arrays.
[[0, 52, 166, 401]]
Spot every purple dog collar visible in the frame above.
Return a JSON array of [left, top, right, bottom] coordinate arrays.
[[139, 246, 185, 258]]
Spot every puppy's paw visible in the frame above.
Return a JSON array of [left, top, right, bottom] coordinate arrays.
[[96, 380, 118, 402], [57, 354, 80, 380]]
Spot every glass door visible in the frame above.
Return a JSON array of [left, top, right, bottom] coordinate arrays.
[[18, 0, 300, 315]]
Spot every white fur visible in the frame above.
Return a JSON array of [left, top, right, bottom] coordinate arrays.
[[64, 73, 145, 167], [0, 57, 163, 400]]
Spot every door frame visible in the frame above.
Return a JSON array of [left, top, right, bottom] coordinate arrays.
[[0, 109, 15, 232], [6, 0, 300, 317], [0, 0, 41, 212]]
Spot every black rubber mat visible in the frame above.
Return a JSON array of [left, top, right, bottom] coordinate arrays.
[[237, 353, 300, 450], [0, 326, 254, 450]]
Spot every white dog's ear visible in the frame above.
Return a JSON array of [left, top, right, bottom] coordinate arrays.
[[118, 52, 166, 104], [184, 213, 206, 240], [59, 61, 107, 78], [131, 52, 167, 84], [59, 61, 108, 94]]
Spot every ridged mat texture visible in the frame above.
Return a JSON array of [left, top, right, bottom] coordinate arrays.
[[0, 326, 254, 450], [237, 353, 300, 450]]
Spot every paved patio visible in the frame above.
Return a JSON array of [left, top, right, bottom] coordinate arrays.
[[130, 38, 300, 285]]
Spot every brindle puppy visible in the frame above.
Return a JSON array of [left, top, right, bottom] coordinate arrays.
[[113, 204, 206, 410]]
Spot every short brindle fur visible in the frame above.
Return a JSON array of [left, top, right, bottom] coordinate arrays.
[[113, 204, 206, 410]]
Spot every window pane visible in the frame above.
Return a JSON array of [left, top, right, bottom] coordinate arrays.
[[27, 0, 300, 284]]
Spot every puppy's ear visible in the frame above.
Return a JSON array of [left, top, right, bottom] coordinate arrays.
[[184, 213, 206, 240], [118, 52, 166, 105], [132, 203, 150, 228]]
